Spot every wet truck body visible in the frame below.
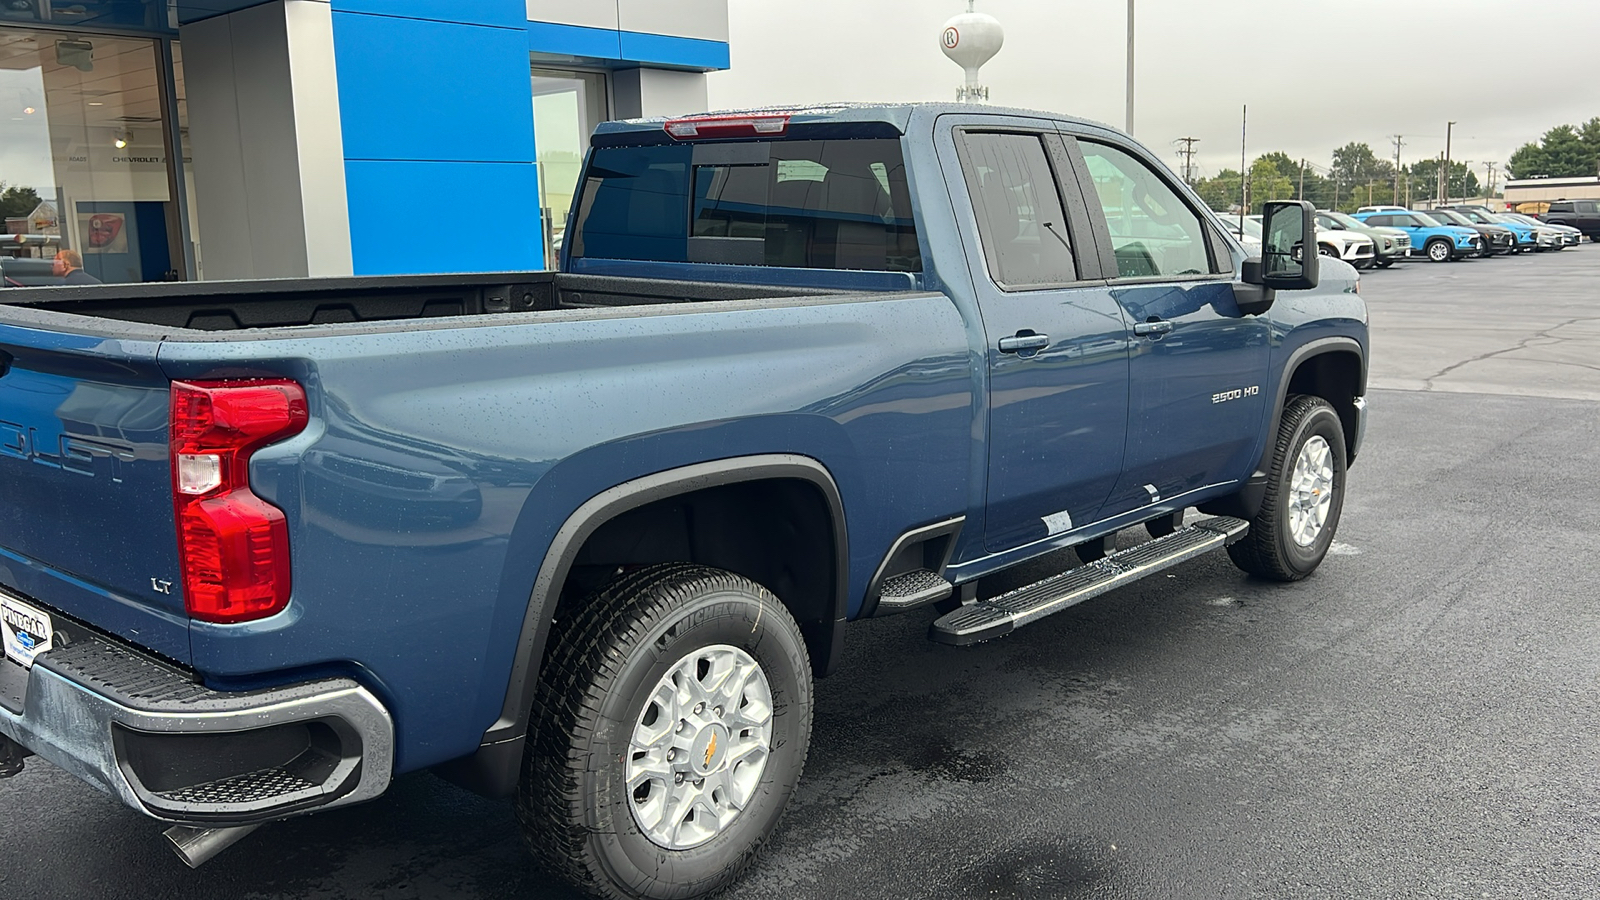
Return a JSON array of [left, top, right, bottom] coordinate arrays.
[[0, 104, 1367, 896]]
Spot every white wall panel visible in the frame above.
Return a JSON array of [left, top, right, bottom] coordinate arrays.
[[618, 0, 727, 42], [526, 0, 618, 31]]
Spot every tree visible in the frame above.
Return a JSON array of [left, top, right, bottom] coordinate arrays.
[[1407, 159, 1480, 201], [1193, 169, 1243, 212], [0, 183, 42, 221], [1504, 123, 1600, 178], [1248, 157, 1295, 211]]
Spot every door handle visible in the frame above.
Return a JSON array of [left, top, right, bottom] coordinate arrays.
[[1133, 320, 1174, 337], [998, 332, 1050, 354]]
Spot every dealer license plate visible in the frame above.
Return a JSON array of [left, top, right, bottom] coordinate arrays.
[[1, 594, 53, 669]]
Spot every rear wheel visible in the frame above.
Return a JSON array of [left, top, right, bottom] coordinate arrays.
[[1227, 395, 1347, 582], [518, 564, 813, 900], [1425, 239, 1453, 262]]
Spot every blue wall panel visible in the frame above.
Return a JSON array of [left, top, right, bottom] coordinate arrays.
[[331, 0, 527, 29], [526, 21, 623, 60], [333, 12, 536, 164], [345, 160, 544, 275], [618, 31, 730, 70]]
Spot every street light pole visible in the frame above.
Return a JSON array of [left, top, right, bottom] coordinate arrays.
[[1125, 0, 1135, 134], [1443, 121, 1455, 203]]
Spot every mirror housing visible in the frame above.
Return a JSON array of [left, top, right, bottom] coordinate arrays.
[[1251, 200, 1319, 291]]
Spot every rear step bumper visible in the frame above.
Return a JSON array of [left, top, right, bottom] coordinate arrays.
[[931, 516, 1249, 646], [0, 620, 393, 827]]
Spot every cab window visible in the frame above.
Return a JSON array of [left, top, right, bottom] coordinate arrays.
[[956, 132, 1079, 289], [1079, 141, 1215, 278]]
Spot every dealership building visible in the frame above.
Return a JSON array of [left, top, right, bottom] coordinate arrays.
[[0, 0, 729, 282]]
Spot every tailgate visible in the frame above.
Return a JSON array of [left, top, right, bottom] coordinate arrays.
[[0, 322, 188, 662]]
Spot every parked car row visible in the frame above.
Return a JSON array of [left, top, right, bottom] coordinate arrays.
[[1341, 205, 1582, 263]]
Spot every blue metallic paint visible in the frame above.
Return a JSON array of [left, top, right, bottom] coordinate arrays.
[[0, 104, 1367, 778]]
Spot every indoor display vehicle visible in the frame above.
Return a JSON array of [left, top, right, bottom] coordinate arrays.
[[0, 257, 62, 287], [0, 103, 1368, 900], [1352, 209, 1482, 262], [1424, 208, 1516, 256], [1315, 210, 1410, 267]]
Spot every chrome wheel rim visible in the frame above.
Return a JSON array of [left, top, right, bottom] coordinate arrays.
[[1429, 242, 1450, 261], [1287, 435, 1335, 547], [626, 644, 774, 850]]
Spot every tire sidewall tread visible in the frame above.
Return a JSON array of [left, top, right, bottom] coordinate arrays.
[[1228, 395, 1347, 582], [517, 564, 813, 900]]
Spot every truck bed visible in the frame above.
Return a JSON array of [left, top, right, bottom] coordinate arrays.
[[0, 272, 843, 332]]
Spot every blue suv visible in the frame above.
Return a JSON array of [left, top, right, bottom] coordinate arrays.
[[1353, 208, 1482, 262]]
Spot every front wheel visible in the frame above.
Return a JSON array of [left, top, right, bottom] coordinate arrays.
[[518, 564, 814, 900], [1318, 244, 1339, 259], [1374, 258, 1394, 269], [1228, 395, 1347, 582], [1425, 239, 1453, 262]]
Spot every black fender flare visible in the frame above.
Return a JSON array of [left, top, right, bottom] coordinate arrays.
[[1200, 336, 1365, 520], [435, 453, 849, 798]]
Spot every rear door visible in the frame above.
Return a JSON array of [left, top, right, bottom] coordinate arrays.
[[1072, 137, 1270, 517], [0, 322, 188, 661], [937, 115, 1133, 552]]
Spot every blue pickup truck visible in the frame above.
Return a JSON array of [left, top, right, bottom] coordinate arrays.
[[0, 104, 1366, 899]]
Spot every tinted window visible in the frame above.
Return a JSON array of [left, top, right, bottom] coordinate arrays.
[[1365, 215, 1391, 226], [571, 139, 920, 272], [1549, 202, 1573, 213], [1578, 201, 1600, 214], [1079, 141, 1213, 278], [958, 132, 1078, 288]]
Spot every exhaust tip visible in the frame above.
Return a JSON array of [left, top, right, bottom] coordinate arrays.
[[164, 824, 261, 868]]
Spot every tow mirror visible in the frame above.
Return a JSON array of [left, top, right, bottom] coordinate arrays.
[[1244, 200, 1319, 291]]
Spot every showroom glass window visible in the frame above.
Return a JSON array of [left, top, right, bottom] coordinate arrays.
[[0, 29, 183, 284], [532, 69, 608, 258]]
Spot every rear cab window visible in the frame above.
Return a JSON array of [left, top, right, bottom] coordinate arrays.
[[569, 137, 920, 272], [955, 131, 1080, 289]]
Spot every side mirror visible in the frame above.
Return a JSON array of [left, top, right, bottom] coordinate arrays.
[[1245, 200, 1319, 291]]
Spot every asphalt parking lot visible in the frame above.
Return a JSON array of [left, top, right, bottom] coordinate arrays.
[[5, 247, 1599, 900]]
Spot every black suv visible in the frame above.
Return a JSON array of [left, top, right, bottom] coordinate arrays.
[[1541, 200, 1600, 241]]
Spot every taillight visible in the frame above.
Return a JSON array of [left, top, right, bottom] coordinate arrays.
[[663, 114, 790, 140], [170, 379, 308, 623]]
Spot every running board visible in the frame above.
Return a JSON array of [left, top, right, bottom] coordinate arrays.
[[929, 517, 1249, 646]]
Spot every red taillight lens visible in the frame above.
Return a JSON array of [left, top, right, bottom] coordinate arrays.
[[170, 379, 308, 624], [663, 114, 790, 140]]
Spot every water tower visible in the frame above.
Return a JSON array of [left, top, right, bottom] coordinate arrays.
[[941, 2, 1004, 103]]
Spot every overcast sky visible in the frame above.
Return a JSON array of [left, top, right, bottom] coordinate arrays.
[[708, 0, 1600, 183]]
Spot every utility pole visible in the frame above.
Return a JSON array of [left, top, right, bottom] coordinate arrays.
[[1176, 136, 1200, 184], [1458, 161, 1472, 202], [1485, 161, 1497, 200], [1390, 135, 1405, 205], [1299, 159, 1306, 201], [1443, 121, 1455, 204], [1239, 104, 1247, 225], [1125, 0, 1135, 134]]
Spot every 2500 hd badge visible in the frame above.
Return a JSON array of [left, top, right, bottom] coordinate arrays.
[[1213, 385, 1261, 404]]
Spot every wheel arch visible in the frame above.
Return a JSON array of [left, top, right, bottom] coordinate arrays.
[[436, 454, 848, 799], [1200, 337, 1365, 521]]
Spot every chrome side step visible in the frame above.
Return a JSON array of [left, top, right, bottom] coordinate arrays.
[[929, 517, 1249, 646]]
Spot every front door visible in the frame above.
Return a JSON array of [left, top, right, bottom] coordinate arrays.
[[940, 120, 1133, 552], [1074, 139, 1271, 517]]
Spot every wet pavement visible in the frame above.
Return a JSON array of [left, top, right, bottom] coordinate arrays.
[[5, 248, 1599, 899]]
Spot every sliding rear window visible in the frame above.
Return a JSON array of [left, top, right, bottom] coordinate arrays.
[[570, 139, 921, 272]]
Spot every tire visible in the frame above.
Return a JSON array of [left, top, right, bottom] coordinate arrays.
[[1227, 395, 1347, 582], [1425, 239, 1453, 263], [1317, 244, 1339, 259], [517, 563, 813, 900], [1375, 259, 1394, 269]]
